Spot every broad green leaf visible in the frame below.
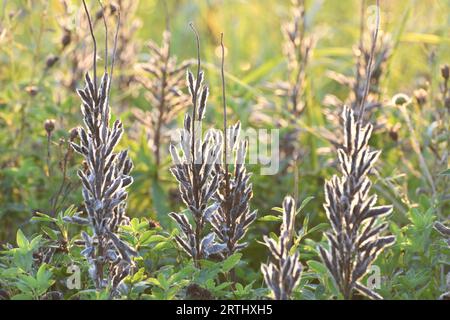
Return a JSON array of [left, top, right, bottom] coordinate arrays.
[[11, 293, 34, 300], [307, 260, 328, 275], [222, 253, 242, 273], [16, 229, 29, 249]]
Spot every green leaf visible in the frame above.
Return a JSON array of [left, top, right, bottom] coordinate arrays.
[[146, 277, 161, 288], [169, 265, 195, 284], [297, 196, 314, 214], [222, 253, 242, 273], [29, 235, 42, 251], [157, 273, 169, 291], [31, 212, 56, 223], [16, 229, 29, 249], [140, 234, 167, 246], [11, 293, 34, 300], [307, 260, 328, 275], [152, 181, 171, 228], [41, 226, 58, 241], [258, 215, 282, 222]]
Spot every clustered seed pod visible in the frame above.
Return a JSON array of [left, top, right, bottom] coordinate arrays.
[[319, 106, 395, 300], [68, 72, 136, 295], [169, 66, 226, 265], [261, 196, 302, 300], [133, 30, 191, 166], [211, 121, 257, 256]]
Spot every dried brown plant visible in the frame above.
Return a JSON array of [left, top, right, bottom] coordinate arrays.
[[277, 0, 314, 116], [322, 1, 392, 150], [133, 29, 191, 168]]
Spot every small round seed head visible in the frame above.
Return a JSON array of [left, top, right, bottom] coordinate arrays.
[[95, 9, 103, 20], [44, 119, 56, 134], [25, 85, 39, 97], [109, 4, 118, 14], [392, 93, 410, 106], [46, 54, 59, 69], [441, 64, 449, 80], [413, 88, 427, 106], [61, 29, 71, 48], [388, 123, 401, 142], [69, 127, 79, 141]]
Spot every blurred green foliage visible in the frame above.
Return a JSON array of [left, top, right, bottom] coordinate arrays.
[[0, 0, 448, 300]]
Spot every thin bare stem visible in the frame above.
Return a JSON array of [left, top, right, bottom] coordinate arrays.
[[110, 10, 120, 82], [189, 22, 201, 207], [358, 0, 379, 122], [189, 22, 201, 155], [82, 0, 97, 95], [220, 33, 230, 195], [46, 133, 51, 177], [98, 0, 108, 74], [162, 0, 170, 31], [354, 0, 366, 100]]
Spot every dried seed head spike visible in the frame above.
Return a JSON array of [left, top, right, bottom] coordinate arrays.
[[68, 1, 135, 298], [133, 22, 191, 168], [208, 34, 256, 258], [168, 27, 225, 266], [322, 0, 391, 151], [261, 196, 302, 300], [319, 106, 395, 300]]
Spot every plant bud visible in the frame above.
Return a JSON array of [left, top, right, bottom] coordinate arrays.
[[95, 9, 103, 20], [46, 54, 59, 69], [69, 127, 79, 141], [392, 93, 410, 106], [413, 88, 427, 106], [44, 119, 56, 134], [61, 29, 71, 48], [441, 64, 449, 80], [25, 85, 39, 97]]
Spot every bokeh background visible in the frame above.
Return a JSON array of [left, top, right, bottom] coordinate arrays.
[[0, 0, 448, 298]]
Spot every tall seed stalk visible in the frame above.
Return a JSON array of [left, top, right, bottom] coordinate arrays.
[[319, 1, 396, 300], [66, 2, 136, 296], [169, 24, 225, 267]]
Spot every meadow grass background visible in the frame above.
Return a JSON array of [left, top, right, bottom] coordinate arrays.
[[0, 0, 448, 299]]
